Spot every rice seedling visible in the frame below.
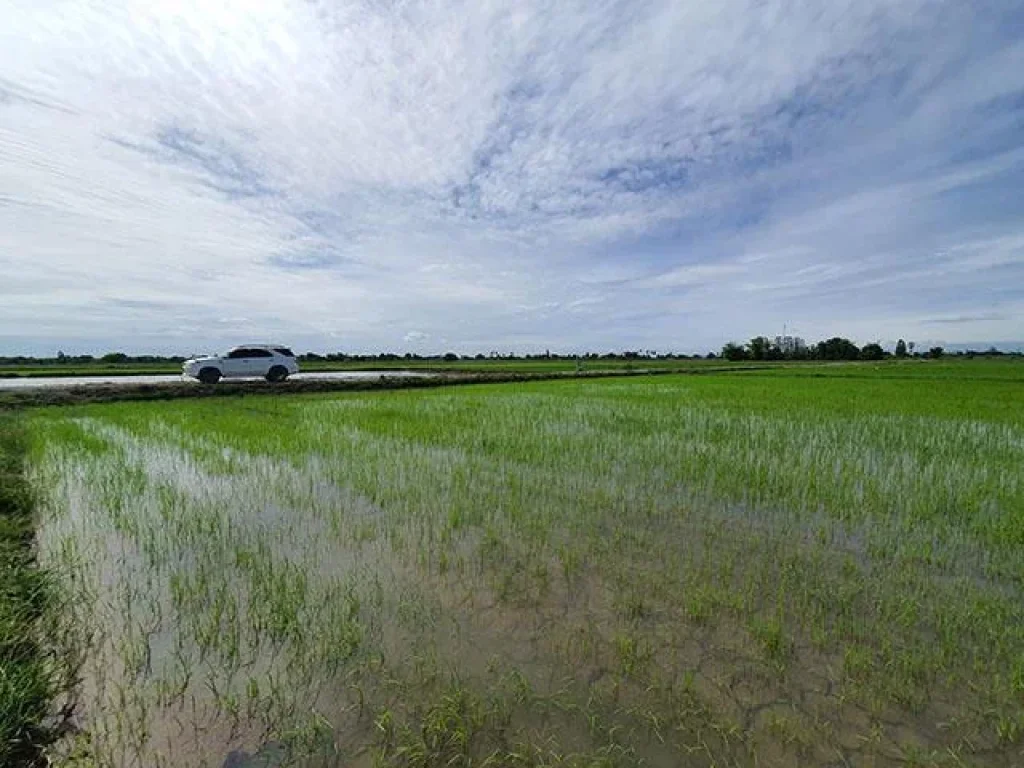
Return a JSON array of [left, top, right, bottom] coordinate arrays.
[[0, 414, 68, 766], [22, 360, 1024, 766]]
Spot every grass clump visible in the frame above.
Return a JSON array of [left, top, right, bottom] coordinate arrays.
[[0, 414, 61, 765]]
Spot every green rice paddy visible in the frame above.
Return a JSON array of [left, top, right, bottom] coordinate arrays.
[[23, 359, 1024, 766]]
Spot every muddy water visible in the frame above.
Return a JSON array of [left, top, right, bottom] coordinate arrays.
[[33, 416, 1021, 768]]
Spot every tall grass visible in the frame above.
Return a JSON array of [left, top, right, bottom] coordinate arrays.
[[28, 363, 1024, 767]]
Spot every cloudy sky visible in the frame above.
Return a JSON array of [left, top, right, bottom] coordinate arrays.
[[2, 0, 1022, 355]]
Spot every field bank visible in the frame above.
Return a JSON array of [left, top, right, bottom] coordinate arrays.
[[27, 361, 1024, 766]]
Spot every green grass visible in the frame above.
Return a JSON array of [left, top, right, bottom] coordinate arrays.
[[24, 359, 1024, 766], [0, 415, 65, 766], [307, 357, 718, 373]]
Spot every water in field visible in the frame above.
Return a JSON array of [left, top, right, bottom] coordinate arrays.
[[30, 373, 1024, 767]]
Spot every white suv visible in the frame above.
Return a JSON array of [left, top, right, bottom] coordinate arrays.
[[182, 345, 300, 384]]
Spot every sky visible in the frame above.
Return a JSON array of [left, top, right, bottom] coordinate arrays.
[[1, 0, 1023, 356]]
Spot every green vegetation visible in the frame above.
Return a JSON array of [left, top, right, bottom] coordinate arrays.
[[0, 366, 767, 412], [0, 415, 68, 765], [720, 335, 1015, 362], [20, 359, 1024, 766], [301, 356, 716, 373]]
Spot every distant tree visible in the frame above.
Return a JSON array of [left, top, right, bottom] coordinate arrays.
[[443, 352, 459, 362], [721, 342, 748, 361], [860, 343, 885, 361], [789, 344, 812, 361], [816, 337, 860, 361], [748, 336, 770, 361], [908, 341, 916, 356], [928, 346, 944, 359], [764, 341, 785, 361], [895, 339, 907, 358], [100, 352, 129, 364]]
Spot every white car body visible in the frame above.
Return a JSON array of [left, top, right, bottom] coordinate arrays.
[[182, 344, 299, 384]]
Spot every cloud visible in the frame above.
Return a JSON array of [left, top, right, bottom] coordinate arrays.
[[1, 0, 1022, 353], [928, 313, 1007, 324]]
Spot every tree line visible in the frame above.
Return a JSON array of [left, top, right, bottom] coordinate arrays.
[[0, 352, 187, 366], [1, 343, 1016, 368], [719, 336, 979, 362]]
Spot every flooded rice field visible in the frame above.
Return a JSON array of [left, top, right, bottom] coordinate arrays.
[[28, 373, 1024, 766]]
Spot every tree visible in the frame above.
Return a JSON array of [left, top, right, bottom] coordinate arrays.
[[748, 336, 771, 361], [764, 341, 785, 361], [443, 352, 459, 361], [928, 346, 944, 359], [100, 352, 128, 364], [860, 343, 885, 361], [895, 339, 907, 358], [816, 337, 860, 361], [721, 342, 749, 361], [908, 341, 916, 356], [789, 344, 811, 361]]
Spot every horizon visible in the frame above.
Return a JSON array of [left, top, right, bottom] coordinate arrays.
[[3, 1, 1022, 353], [3, 339, 1023, 360]]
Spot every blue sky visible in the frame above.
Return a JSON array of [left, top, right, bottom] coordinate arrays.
[[1, 0, 1022, 355]]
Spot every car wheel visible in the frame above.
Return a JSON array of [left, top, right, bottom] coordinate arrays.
[[266, 365, 288, 383], [198, 367, 221, 385]]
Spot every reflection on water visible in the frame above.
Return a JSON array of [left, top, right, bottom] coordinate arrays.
[[31, 395, 1024, 768]]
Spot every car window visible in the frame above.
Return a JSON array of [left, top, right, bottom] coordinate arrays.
[[274, 348, 295, 357], [250, 349, 273, 358], [226, 348, 249, 359]]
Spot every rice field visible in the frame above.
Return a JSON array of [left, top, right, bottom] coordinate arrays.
[[26, 360, 1024, 767]]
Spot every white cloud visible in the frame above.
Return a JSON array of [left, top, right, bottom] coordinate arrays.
[[0, 0, 1022, 353]]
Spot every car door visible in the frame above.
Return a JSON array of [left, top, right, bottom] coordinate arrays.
[[250, 348, 273, 377], [222, 348, 250, 378]]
